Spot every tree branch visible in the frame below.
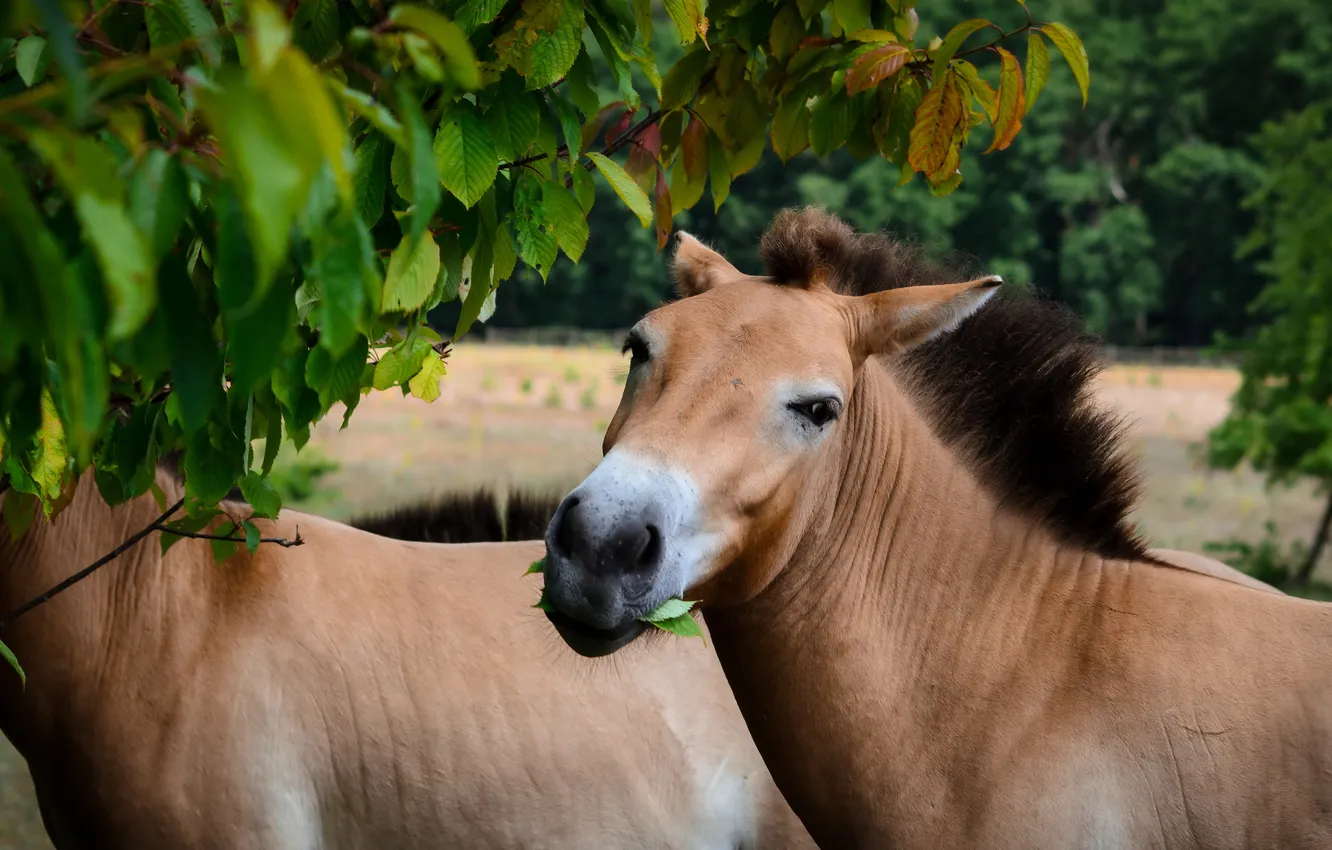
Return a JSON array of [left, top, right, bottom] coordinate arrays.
[[0, 498, 185, 629], [497, 107, 664, 176], [154, 522, 304, 548]]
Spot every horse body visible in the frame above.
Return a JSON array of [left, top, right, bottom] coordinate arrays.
[[0, 470, 814, 849], [538, 209, 1332, 848]]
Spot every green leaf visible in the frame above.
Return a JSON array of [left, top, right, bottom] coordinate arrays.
[[389, 5, 481, 89], [709, 132, 731, 212], [533, 587, 556, 612], [185, 424, 244, 508], [28, 127, 156, 340], [809, 89, 852, 156], [160, 513, 211, 556], [456, 0, 506, 33], [407, 352, 447, 402], [645, 612, 705, 640], [572, 167, 595, 213], [226, 273, 295, 395], [586, 152, 652, 227], [332, 83, 405, 148], [435, 100, 499, 209], [846, 42, 910, 95], [484, 80, 542, 162], [1024, 32, 1051, 113], [876, 73, 921, 164], [399, 83, 443, 242], [2, 491, 38, 542], [159, 255, 223, 435], [373, 337, 431, 390], [268, 49, 353, 201], [243, 519, 262, 553], [768, 4, 804, 60], [0, 639, 26, 688], [146, 0, 221, 65], [639, 597, 696, 622], [455, 222, 495, 340], [239, 471, 283, 518], [543, 181, 589, 262], [528, 0, 584, 89], [352, 133, 388, 227], [306, 335, 369, 407], [954, 59, 997, 123], [310, 212, 375, 354], [196, 69, 315, 300], [525, 557, 545, 575], [513, 174, 559, 281], [771, 99, 811, 162], [1040, 22, 1089, 107], [382, 235, 442, 314], [129, 149, 188, 262], [14, 35, 48, 86], [567, 48, 601, 117], [931, 18, 990, 79], [660, 48, 710, 112], [291, 0, 340, 61], [662, 0, 705, 45], [832, 0, 869, 36], [30, 0, 90, 121], [908, 67, 964, 180], [551, 94, 582, 158], [984, 46, 1024, 153]]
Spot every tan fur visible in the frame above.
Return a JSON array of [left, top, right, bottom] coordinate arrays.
[[566, 237, 1332, 849], [0, 470, 815, 850]]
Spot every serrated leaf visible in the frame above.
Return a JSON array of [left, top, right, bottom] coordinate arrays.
[[514, 207, 559, 283], [846, 42, 910, 95], [586, 152, 653, 227], [307, 335, 369, 407], [542, 180, 589, 263], [0, 639, 25, 688], [533, 587, 556, 611], [456, 0, 506, 33], [397, 84, 443, 242], [291, 0, 340, 62], [552, 93, 583, 158], [1024, 32, 1051, 113], [226, 271, 295, 395], [28, 127, 155, 339], [908, 68, 963, 178], [310, 211, 375, 354], [809, 89, 852, 156], [646, 612, 705, 639], [639, 597, 696, 622], [146, 0, 220, 66], [931, 18, 990, 79], [407, 353, 447, 402], [382, 235, 442, 313], [14, 35, 48, 86], [771, 99, 811, 162], [390, 5, 481, 89], [435, 101, 499, 209], [1040, 22, 1088, 106], [373, 337, 431, 390], [985, 46, 1024, 153], [525, 557, 545, 575], [243, 520, 262, 553], [484, 81, 542, 162], [954, 60, 997, 123], [352, 133, 388, 227], [529, 0, 583, 88], [661, 48, 710, 112], [572, 167, 596, 213], [239, 471, 282, 518], [567, 48, 601, 117], [831, 0, 869, 35], [160, 514, 212, 556], [662, 0, 705, 45]]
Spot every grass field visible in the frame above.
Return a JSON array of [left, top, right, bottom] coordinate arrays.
[[0, 344, 1327, 848]]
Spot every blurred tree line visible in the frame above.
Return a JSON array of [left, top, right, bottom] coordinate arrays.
[[456, 0, 1331, 347]]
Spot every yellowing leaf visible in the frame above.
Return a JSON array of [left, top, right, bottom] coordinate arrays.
[[832, 0, 869, 36], [1041, 22, 1090, 107], [662, 0, 704, 45], [908, 68, 964, 179], [373, 338, 431, 390], [930, 18, 990, 78], [846, 42, 911, 94], [382, 236, 442, 313], [771, 99, 811, 162], [408, 353, 447, 402], [847, 29, 898, 43], [954, 60, 997, 123], [1024, 31, 1051, 113], [586, 152, 652, 227], [660, 48, 710, 112], [14, 35, 48, 87], [769, 4, 804, 60], [389, 5, 481, 89], [985, 46, 1024, 153], [434, 101, 498, 209]]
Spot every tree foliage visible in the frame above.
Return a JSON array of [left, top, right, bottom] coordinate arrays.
[[1207, 102, 1332, 584], [0, 0, 1088, 540]]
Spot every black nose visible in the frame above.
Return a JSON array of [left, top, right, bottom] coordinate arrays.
[[549, 495, 664, 577]]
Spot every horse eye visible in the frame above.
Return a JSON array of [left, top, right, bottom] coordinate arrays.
[[791, 399, 839, 427], [621, 335, 649, 367]]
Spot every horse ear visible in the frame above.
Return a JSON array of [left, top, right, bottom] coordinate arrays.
[[671, 232, 743, 297], [847, 276, 1002, 359]]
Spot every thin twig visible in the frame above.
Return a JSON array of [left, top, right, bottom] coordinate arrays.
[[153, 522, 304, 548], [0, 499, 185, 629]]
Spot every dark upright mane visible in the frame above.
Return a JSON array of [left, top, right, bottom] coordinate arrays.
[[758, 207, 1147, 561], [349, 489, 563, 544]]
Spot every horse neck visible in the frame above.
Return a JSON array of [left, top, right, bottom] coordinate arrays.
[[704, 361, 1109, 844], [0, 469, 203, 753]]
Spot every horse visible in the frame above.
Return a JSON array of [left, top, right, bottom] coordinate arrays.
[[537, 208, 1332, 849], [0, 467, 816, 849]]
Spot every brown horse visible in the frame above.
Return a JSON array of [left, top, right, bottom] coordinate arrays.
[[539, 208, 1332, 849], [0, 469, 815, 849]]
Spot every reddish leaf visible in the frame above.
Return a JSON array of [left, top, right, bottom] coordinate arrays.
[[681, 115, 709, 184], [846, 43, 911, 95], [654, 169, 672, 251], [580, 101, 626, 155], [605, 107, 637, 148], [907, 67, 964, 178], [984, 46, 1024, 153], [796, 35, 833, 50], [625, 123, 662, 195]]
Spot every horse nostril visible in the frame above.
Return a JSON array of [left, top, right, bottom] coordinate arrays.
[[635, 523, 662, 572], [553, 496, 582, 559]]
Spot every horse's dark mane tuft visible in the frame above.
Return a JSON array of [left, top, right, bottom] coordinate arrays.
[[349, 489, 563, 544], [759, 207, 1147, 561]]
